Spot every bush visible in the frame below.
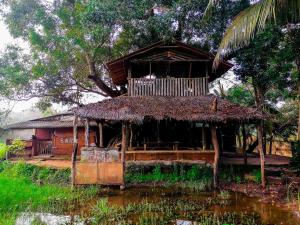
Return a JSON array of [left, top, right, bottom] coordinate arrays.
[[0, 139, 25, 159], [0, 143, 9, 159]]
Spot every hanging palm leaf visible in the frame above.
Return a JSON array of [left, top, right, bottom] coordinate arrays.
[[204, 0, 300, 68]]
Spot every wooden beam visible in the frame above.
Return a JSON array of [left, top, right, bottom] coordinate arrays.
[[98, 121, 103, 147], [257, 122, 266, 189], [211, 126, 220, 188], [120, 122, 128, 190], [85, 118, 90, 147], [71, 115, 78, 188]]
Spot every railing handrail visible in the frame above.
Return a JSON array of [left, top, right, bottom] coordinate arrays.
[[128, 77, 208, 97]]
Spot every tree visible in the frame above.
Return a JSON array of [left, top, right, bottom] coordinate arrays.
[[0, 0, 249, 107], [205, 0, 300, 140]]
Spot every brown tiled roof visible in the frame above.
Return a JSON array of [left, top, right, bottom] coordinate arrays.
[[106, 40, 233, 85], [73, 95, 266, 123], [5, 113, 86, 129]]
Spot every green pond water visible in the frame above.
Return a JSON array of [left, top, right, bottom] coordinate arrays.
[[16, 187, 300, 225]]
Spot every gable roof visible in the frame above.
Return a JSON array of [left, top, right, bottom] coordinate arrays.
[[4, 113, 80, 129], [106, 40, 233, 85]]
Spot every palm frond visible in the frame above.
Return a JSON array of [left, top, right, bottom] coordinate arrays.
[[203, 0, 220, 20], [213, 0, 300, 69]]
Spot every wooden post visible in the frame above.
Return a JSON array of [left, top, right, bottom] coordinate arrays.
[[188, 62, 192, 78], [98, 121, 103, 147], [210, 97, 219, 188], [211, 126, 220, 188], [202, 127, 207, 150], [120, 122, 127, 190], [257, 122, 266, 189], [85, 118, 90, 147], [71, 115, 79, 188], [129, 123, 133, 150], [242, 124, 247, 165]]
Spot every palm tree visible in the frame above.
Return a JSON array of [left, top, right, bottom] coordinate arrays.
[[205, 0, 300, 188]]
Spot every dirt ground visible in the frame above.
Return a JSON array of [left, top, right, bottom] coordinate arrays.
[[24, 159, 72, 169]]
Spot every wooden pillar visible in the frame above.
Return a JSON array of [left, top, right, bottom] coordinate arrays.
[[257, 122, 266, 188], [98, 121, 103, 147], [120, 122, 128, 190], [202, 127, 207, 150], [85, 118, 90, 147], [242, 124, 247, 165], [210, 97, 219, 188], [71, 115, 79, 188], [211, 126, 220, 188], [129, 123, 133, 150]]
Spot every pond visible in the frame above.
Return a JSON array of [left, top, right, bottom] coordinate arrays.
[[16, 187, 300, 225]]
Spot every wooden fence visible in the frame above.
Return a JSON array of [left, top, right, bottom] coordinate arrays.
[[128, 77, 209, 96], [37, 140, 53, 156], [75, 150, 124, 185]]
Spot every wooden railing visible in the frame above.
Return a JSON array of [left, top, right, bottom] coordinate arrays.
[[128, 77, 208, 96]]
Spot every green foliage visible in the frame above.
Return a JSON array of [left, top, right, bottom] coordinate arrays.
[[0, 139, 25, 159], [226, 85, 255, 107], [250, 169, 262, 184], [0, 143, 9, 159], [0, 161, 71, 185], [126, 164, 213, 191]]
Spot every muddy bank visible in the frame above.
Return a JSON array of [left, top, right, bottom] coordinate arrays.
[[220, 176, 300, 217]]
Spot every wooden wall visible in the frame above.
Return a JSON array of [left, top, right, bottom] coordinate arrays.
[[52, 128, 96, 156]]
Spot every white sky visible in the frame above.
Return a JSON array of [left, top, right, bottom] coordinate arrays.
[[0, 18, 41, 113]]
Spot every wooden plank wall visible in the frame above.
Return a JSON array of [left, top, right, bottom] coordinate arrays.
[[128, 78, 208, 96]]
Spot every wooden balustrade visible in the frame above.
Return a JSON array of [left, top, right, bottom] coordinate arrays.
[[128, 77, 208, 96]]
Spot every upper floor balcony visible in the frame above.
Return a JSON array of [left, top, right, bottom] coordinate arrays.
[[128, 77, 208, 97]]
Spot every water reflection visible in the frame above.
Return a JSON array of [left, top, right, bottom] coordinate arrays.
[[15, 187, 300, 225], [16, 212, 84, 225]]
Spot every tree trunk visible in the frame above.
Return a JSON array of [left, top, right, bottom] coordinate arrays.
[[298, 71, 300, 141], [71, 116, 79, 188], [120, 122, 128, 190], [211, 127, 220, 188], [86, 55, 120, 97], [257, 123, 266, 189]]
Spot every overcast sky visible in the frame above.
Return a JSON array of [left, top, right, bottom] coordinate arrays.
[[0, 18, 41, 113]]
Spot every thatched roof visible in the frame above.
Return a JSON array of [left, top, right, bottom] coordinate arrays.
[[73, 95, 266, 123]]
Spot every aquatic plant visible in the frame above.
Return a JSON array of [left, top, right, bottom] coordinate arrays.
[[90, 195, 262, 225], [219, 190, 231, 200]]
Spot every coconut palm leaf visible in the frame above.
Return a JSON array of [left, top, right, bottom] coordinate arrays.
[[208, 0, 300, 68]]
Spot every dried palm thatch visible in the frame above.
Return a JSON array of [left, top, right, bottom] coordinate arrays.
[[73, 95, 266, 124]]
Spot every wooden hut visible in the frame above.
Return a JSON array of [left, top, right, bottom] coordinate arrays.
[[5, 113, 97, 158], [72, 40, 266, 188]]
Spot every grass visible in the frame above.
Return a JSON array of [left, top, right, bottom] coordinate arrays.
[[126, 164, 213, 191], [0, 161, 97, 225]]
